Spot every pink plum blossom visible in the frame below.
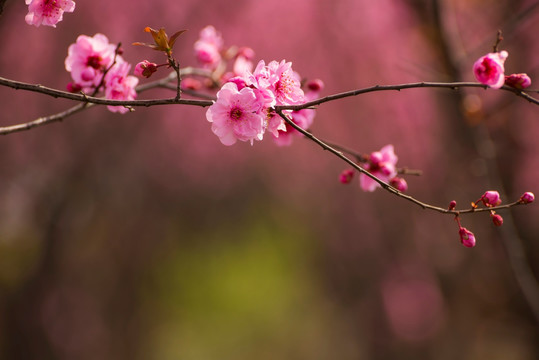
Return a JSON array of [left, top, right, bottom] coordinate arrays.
[[194, 26, 224, 70], [273, 79, 323, 146], [265, 60, 305, 105], [233, 47, 256, 77], [505, 73, 532, 89], [25, 0, 75, 28], [359, 145, 398, 192], [206, 82, 266, 146], [473, 51, 508, 89], [65, 33, 117, 91], [459, 227, 476, 248], [104, 61, 139, 114]]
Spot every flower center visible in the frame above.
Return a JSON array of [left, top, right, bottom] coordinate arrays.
[[276, 74, 292, 97], [481, 58, 497, 77], [230, 106, 243, 121], [86, 55, 103, 69]]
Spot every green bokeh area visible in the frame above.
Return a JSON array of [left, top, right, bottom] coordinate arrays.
[[144, 216, 346, 360]]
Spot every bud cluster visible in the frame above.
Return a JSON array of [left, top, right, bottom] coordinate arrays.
[[452, 191, 534, 248]]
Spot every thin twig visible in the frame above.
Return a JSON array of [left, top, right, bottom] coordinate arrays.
[[276, 82, 539, 111], [0, 103, 91, 135], [0, 76, 213, 107], [275, 109, 531, 216]]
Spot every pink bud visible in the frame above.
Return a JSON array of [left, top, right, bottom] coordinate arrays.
[[519, 192, 535, 204], [459, 227, 476, 248], [448, 200, 457, 210], [491, 213, 503, 226], [306, 79, 325, 92], [390, 177, 408, 192], [339, 169, 355, 184], [482, 191, 501, 207], [505, 73, 531, 90], [134, 60, 158, 78], [66, 82, 82, 93]]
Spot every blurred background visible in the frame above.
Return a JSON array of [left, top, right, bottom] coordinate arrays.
[[0, 0, 538, 359]]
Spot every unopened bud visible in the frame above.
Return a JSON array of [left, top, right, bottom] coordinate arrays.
[[134, 60, 158, 78], [505, 73, 531, 90], [448, 200, 457, 210], [491, 213, 503, 226], [66, 82, 82, 93], [459, 227, 476, 248], [482, 191, 501, 207], [306, 79, 324, 92], [390, 177, 408, 192], [339, 169, 355, 184], [519, 192, 535, 204]]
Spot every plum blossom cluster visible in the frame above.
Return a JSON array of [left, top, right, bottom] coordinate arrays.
[[25, 0, 75, 28], [194, 25, 255, 81], [65, 34, 138, 114], [340, 145, 408, 193], [206, 59, 315, 145], [131, 26, 323, 146], [473, 50, 532, 90], [452, 191, 535, 248]]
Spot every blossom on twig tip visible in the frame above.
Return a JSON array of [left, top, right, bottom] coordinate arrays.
[[519, 192, 535, 204], [473, 51, 508, 89]]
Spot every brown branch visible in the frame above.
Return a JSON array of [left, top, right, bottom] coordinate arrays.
[[0, 77, 536, 136], [0, 102, 91, 135], [0, 76, 213, 108], [275, 82, 539, 111], [0, 68, 216, 135]]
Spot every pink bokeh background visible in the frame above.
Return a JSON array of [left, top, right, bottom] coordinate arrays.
[[0, 0, 538, 359]]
